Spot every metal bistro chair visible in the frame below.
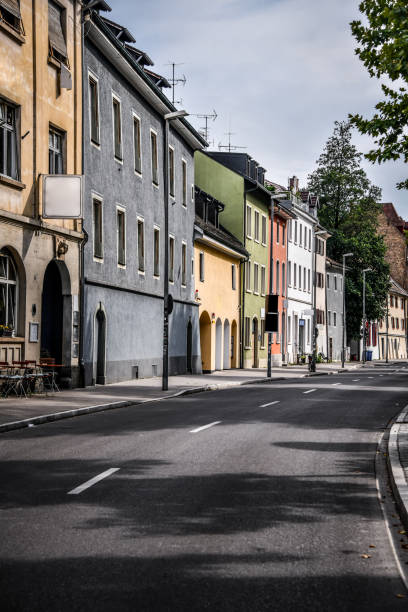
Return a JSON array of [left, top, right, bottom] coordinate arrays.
[[3, 362, 27, 399], [0, 361, 10, 397], [39, 358, 60, 394]]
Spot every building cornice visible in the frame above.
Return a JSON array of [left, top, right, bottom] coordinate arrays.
[[0, 210, 83, 241]]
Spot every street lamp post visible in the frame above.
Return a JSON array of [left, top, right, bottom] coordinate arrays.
[[162, 109, 189, 391], [362, 268, 372, 364], [341, 252, 353, 368], [311, 229, 326, 372]]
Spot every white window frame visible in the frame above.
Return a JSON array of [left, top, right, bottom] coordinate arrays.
[[137, 216, 145, 274], [199, 251, 204, 282], [254, 210, 260, 242], [88, 70, 100, 148], [92, 192, 103, 262], [181, 241, 187, 287], [169, 144, 175, 198], [116, 204, 126, 268], [261, 215, 267, 246], [132, 111, 142, 176], [182, 158, 187, 207], [169, 234, 175, 284], [111, 92, 123, 163], [254, 262, 259, 295], [246, 204, 252, 239], [150, 128, 159, 187], [246, 260, 252, 293], [232, 264, 236, 290], [153, 225, 160, 278], [261, 265, 266, 296]]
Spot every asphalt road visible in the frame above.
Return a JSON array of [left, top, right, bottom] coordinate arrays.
[[1, 366, 408, 611]]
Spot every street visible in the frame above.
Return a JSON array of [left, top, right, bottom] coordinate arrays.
[[1, 366, 408, 611]]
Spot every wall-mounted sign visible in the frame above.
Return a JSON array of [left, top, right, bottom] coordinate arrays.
[[42, 174, 83, 219], [299, 318, 305, 327], [29, 322, 39, 343]]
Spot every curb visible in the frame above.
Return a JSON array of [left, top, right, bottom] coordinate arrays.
[[0, 367, 357, 433], [387, 403, 408, 530]]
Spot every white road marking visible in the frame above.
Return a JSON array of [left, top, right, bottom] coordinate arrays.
[[303, 389, 316, 394], [368, 376, 374, 379], [352, 379, 360, 382], [259, 400, 280, 407], [190, 421, 221, 434], [332, 383, 341, 386], [68, 468, 120, 495]]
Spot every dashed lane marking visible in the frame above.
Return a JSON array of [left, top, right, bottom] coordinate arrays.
[[68, 468, 120, 495], [259, 400, 280, 407], [303, 389, 316, 394], [190, 421, 221, 434], [332, 383, 341, 386]]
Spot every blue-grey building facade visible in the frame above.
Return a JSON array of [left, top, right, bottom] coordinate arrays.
[[326, 258, 344, 361], [81, 4, 206, 385]]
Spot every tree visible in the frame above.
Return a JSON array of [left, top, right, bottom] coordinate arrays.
[[307, 121, 381, 230], [307, 120, 389, 340], [350, 0, 408, 189]]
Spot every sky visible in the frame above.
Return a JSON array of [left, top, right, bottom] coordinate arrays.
[[111, 0, 408, 218]]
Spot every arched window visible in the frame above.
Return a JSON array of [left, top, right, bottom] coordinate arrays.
[[0, 248, 18, 330]]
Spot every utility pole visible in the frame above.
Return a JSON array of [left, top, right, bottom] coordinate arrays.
[[362, 268, 372, 364], [386, 295, 389, 363]]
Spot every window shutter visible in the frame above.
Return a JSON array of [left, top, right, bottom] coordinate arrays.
[[48, 1, 67, 59], [0, 0, 21, 18]]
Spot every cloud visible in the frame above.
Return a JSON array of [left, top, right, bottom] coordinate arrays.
[[111, 0, 408, 215]]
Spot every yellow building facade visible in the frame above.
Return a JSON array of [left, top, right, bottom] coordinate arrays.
[[0, 0, 82, 384], [194, 189, 248, 372]]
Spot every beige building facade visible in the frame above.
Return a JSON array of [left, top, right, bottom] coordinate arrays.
[[378, 278, 408, 361], [0, 0, 82, 384]]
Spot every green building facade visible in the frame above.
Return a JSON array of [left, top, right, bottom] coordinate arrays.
[[195, 151, 271, 368]]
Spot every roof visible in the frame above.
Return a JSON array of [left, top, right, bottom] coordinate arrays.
[[194, 216, 249, 258], [390, 277, 408, 296], [264, 179, 287, 194], [382, 203, 408, 233]]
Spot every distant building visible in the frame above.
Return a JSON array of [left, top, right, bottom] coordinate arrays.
[[377, 203, 408, 289], [194, 187, 248, 372], [376, 278, 408, 361], [0, 0, 83, 385], [82, 2, 206, 384], [326, 258, 344, 361]]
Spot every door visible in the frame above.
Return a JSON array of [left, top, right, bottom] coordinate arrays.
[[329, 337, 333, 360], [186, 320, 192, 373], [96, 309, 106, 385], [253, 317, 258, 367]]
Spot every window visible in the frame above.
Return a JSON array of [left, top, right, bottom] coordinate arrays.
[[282, 224, 285, 246], [232, 264, 236, 290], [246, 205, 252, 238], [153, 228, 160, 277], [327, 273, 330, 289], [308, 229, 311, 250], [276, 220, 280, 244], [260, 319, 265, 348], [151, 130, 158, 185], [288, 219, 292, 242], [396, 318, 400, 329], [133, 115, 142, 174], [117, 207, 126, 266], [48, 0, 67, 64], [137, 218, 144, 272], [112, 96, 122, 161], [303, 268, 306, 291], [169, 146, 175, 197], [316, 309, 325, 324], [298, 265, 301, 290], [254, 210, 260, 241], [169, 236, 175, 283], [334, 276, 337, 291], [299, 223, 302, 246], [276, 261, 280, 295], [254, 263, 259, 294], [304, 226, 307, 248], [333, 312, 337, 326], [261, 215, 267, 245], [328, 311, 331, 325], [293, 263, 297, 288], [89, 75, 100, 145], [288, 316, 291, 343], [182, 159, 187, 207], [244, 316, 251, 347], [261, 265, 266, 296], [308, 270, 311, 292], [0, 248, 18, 331], [316, 272, 324, 288], [294, 221, 298, 243], [282, 262, 285, 296], [181, 242, 186, 286], [246, 260, 251, 291], [49, 127, 64, 174], [0, 100, 18, 180], [288, 261, 291, 286], [0, 0, 24, 34], [93, 197, 103, 259], [307, 319, 310, 345], [199, 252, 204, 282]]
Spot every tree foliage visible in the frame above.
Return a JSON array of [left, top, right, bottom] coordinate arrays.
[[307, 120, 389, 340], [349, 0, 408, 189]]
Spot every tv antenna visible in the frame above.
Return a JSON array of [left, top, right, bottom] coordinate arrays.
[[166, 62, 186, 105], [218, 131, 246, 152], [191, 109, 217, 141]]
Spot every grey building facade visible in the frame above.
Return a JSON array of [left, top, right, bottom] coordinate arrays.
[[326, 258, 344, 361], [81, 4, 206, 385]]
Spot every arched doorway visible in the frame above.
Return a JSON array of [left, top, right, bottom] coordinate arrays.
[[41, 259, 71, 365], [186, 319, 193, 373], [199, 311, 211, 372], [215, 318, 222, 370], [223, 319, 230, 370], [231, 320, 237, 368], [95, 308, 106, 384], [252, 317, 259, 368]]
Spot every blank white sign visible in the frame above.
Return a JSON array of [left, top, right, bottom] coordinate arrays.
[[43, 174, 83, 219]]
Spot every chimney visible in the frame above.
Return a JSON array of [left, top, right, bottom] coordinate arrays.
[[289, 176, 299, 193]]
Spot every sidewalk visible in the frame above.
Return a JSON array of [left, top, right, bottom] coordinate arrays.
[[0, 362, 360, 432], [388, 404, 408, 530]]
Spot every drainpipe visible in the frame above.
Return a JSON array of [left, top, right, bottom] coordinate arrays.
[[241, 181, 259, 370], [325, 264, 329, 362], [267, 195, 274, 377]]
